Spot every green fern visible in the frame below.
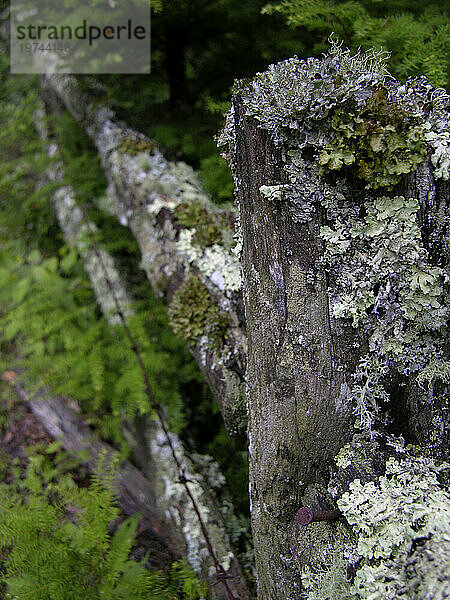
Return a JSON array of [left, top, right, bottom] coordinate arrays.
[[0, 451, 206, 600], [263, 0, 449, 88], [0, 246, 198, 444]]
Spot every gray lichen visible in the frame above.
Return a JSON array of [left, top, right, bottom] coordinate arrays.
[[149, 425, 237, 579], [321, 194, 448, 432], [220, 41, 449, 184]]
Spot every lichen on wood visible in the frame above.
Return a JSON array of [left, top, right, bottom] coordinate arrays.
[[222, 42, 449, 600], [43, 73, 247, 436]]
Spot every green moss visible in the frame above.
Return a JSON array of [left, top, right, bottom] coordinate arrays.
[[118, 136, 155, 156], [174, 201, 223, 248], [168, 275, 229, 348], [318, 88, 428, 189]]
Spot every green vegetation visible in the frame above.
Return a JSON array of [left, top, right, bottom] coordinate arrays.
[[0, 246, 196, 449], [1, 2, 449, 598], [0, 449, 205, 600], [0, 56, 250, 599], [318, 88, 428, 189], [168, 275, 229, 348], [263, 0, 449, 88]]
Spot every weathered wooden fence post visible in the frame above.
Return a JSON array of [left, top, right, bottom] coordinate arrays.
[[222, 47, 449, 599]]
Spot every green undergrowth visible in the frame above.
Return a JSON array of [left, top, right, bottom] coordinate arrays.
[[0, 72, 250, 533], [0, 242, 195, 455], [0, 447, 205, 600], [262, 0, 449, 89], [51, 111, 107, 201], [0, 57, 61, 257]]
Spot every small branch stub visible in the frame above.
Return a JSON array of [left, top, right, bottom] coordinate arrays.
[[296, 507, 342, 526]]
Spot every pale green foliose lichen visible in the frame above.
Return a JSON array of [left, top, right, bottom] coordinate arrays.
[[303, 453, 450, 600], [198, 245, 242, 292], [177, 230, 242, 293], [336, 455, 450, 600], [301, 547, 358, 600], [259, 184, 288, 201], [146, 196, 180, 217], [416, 359, 450, 387], [321, 195, 448, 430], [423, 121, 450, 180]]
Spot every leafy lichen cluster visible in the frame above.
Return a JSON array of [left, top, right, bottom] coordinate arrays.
[[171, 200, 241, 294], [321, 195, 448, 430], [301, 546, 358, 600], [176, 230, 242, 293], [118, 136, 155, 156], [220, 40, 449, 184], [318, 88, 428, 189], [174, 201, 227, 248], [337, 454, 450, 600], [168, 275, 229, 348], [303, 451, 450, 600]]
